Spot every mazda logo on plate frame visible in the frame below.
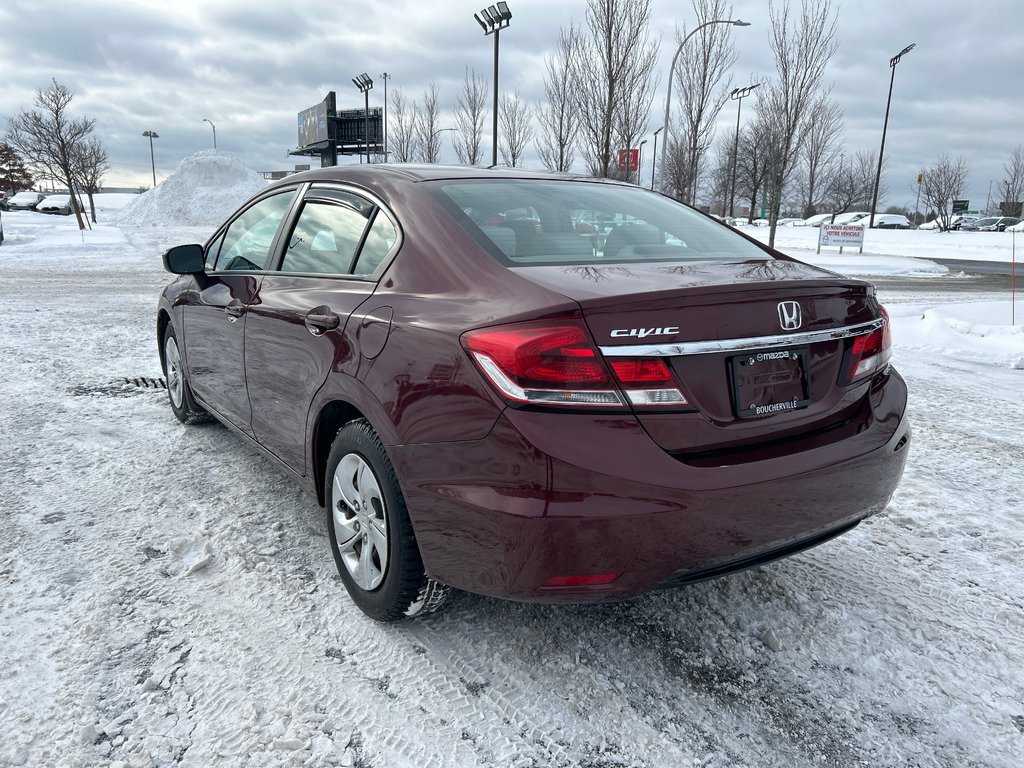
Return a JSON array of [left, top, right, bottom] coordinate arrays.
[[778, 301, 802, 330]]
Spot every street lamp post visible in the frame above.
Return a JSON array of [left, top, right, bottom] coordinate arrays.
[[473, 2, 512, 167], [380, 72, 390, 162], [636, 139, 648, 186], [660, 18, 750, 200], [428, 127, 456, 163], [352, 73, 374, 164], [142, 130, 159, 187], [868, 43, 915, 229], [202, 118, 217, 149], [728, 83, 760, 218], [650, 126, 663, 190]]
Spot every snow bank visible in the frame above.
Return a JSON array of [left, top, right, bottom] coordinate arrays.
[[113, 150, 267, 228], [891, 300, 1024, 369]]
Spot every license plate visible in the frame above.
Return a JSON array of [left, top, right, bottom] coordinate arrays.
[[730, 347, 811, 418]]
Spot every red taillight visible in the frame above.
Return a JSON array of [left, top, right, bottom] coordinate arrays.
[[845, 306, 893, 383], [609, 357, 691, 407], [463, 320, 691, 409], [462, 320, 624, 406], [610, 359, 673, 384]]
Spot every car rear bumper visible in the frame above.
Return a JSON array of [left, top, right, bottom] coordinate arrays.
[[390, 370, 910, 602]]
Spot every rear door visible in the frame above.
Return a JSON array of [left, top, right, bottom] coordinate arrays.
[[243, 185, 401, 474]]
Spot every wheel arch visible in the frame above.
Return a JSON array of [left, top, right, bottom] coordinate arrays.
[[312, 400, 366, 507], [157, 308, 172, 367]]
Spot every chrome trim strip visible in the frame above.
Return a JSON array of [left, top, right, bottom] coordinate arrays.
[[599, 318, 883, 357]]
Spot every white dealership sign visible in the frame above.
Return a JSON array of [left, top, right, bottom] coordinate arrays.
[[817, 223, 865, 254]]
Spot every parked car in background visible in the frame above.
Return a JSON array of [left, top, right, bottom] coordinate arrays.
[[36, 194, 75, 215], [157, 164, 910, 621], [960, 216, 1021, 232], [797, 213, 833, 227], [863, 214, 911, 229], [1006, 219, 1024, 231], [832, 211, 869, 225], [949, 215, 981, 230], [5, 191, 46, 211]]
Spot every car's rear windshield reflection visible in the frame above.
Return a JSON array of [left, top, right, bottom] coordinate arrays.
[[428, 179, 771, 266]]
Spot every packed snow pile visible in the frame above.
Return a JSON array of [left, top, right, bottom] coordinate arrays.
[[113, 150, 267, 228], [890, 300, 1024, 369]]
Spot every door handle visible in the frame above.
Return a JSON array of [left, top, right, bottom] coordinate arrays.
[[304, 306, 341, 336], [225, 300, 245, 322]]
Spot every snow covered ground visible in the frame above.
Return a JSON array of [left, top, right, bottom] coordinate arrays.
[[1, 173, 1022, 767]]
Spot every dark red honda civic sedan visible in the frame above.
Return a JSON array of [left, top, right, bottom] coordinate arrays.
[[158, 165, 909, 621]]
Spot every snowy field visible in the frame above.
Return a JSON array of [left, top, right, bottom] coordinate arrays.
[[1, 181, 1023, 767]]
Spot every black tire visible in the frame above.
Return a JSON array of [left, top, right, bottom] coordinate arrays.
[[325, 419, 450, 621], [161, 324, 212, 425]]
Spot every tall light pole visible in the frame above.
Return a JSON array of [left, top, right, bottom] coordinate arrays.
[[650, 126, 663, 190], [352, 73, 374, 164], [729, 83, 760, 218], [660, 18, 750, 201], [142, 130, 159, 187], [380, 72, 390, 162], [636, 139, 648, 186], [202, 118, 217, 149], [868, 43, 915, 229], [474, 2, 512, 167]]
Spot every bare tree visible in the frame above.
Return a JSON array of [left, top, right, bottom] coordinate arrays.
[[664, 0, 737, 202], [755, 0, 838, 247], [5, 80, 93, 229], [922, 154, 969, 231], [706, 130, 736, 214], [734, 118, 771, 222], [536, 28, 581, 172], [414, 84, 442, 163], [453, 68, 488, 165], [71, 137, 109, 224], [822, 151, 880, 216], [498, 91, 534, 167], [569, 0, 659, 178], [388, 89, 419, 163], [997, 145, 1024, 214], [798, 93, 843, 217]]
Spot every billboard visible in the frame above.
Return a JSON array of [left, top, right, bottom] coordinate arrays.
[[297, 97, 331, 149]]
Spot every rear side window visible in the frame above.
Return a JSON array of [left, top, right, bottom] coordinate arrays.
[[281, 201, 370, 275], [277, 188, 400, 278], [429, 180, 769, 266]]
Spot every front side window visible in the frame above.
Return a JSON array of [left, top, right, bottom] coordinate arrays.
[[215, 190, 297, 271], [429, 180, 770, 266]]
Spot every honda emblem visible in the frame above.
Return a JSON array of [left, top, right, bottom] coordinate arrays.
[[778, 301, 802, 331]]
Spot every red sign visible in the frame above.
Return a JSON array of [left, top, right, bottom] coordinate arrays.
[[617, 148, 639, 172]]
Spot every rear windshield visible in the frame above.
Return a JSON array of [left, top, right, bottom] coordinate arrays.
[[428, 179, 771, 266]]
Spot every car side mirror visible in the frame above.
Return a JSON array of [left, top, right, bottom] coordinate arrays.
[[162, 243, 205, 274]]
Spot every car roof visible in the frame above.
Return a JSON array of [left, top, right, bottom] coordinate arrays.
[[271, 163, 627, 189]]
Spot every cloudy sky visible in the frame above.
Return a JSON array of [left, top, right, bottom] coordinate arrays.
[[2, 0, 1022, 212]]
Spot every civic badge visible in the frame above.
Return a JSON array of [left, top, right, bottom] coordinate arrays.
[[777, 301, 802, 331]]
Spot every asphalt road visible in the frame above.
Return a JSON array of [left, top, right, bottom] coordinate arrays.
[[872, 259, 1021, 295]]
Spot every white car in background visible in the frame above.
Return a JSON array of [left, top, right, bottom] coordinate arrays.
[[798, 213, 833, 227], [858, 214, 911, 229], [4, 191, 46, 211], [1006, 219, 1024, 231], [36, 194, 75, 215]]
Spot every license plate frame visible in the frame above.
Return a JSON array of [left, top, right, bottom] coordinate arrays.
[[730, 346, 812, 418]]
